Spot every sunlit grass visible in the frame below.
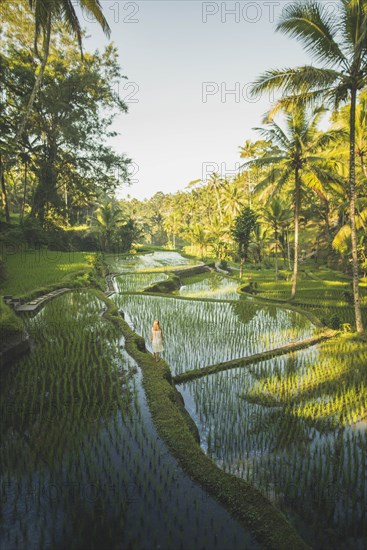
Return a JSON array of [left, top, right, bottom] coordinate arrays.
[[0, 251, 92, 297], [114, 272, 168, 293], [178, 272, 240, 300]]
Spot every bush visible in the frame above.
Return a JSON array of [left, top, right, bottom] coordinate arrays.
[[0, 301, 23, 339], [20, 216, 47, 248], [80, 232, 101, 251], [342, 289, 354, 305], [321, 313, 341, 330], [0, 257, 7, 285]]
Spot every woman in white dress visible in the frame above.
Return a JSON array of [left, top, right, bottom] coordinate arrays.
[[150, 319, 164, 362]]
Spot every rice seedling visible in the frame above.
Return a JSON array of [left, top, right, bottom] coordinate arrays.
[[114, 272, 169, 293], [179, 335, 367, 548], [0, 283, 255, 550], [106, 250, 200, 273], [112, 293, 315, 375], [178, 272, 240, 300]]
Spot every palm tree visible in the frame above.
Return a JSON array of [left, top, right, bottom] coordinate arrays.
[[263, 198, 292, 280], [208, 216, 232, 261], [242, 105, 342, 298], [222, 177, 246, 217], [92, 200, 124, 251], [184, 223, 210, 259], [207, 172, 225, 222], [251, 0, 367, 330]]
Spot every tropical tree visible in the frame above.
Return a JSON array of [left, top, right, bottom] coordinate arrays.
[[0, 0, 111, 222], [92, 200, 124, 251], [263, 198, 292, 279], [222, 177, 246, 217], [208, 216, 233, 260], [183, 223, 210, 259], [232, 207, 258, 278], [251, 0, 367, 330], [13, 0, 110, 143], [207, 172, 226, 222], [243, 105, 342, 298]]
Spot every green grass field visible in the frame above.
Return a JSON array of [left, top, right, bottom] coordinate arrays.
[[0, 250, 92, 298], [239, 264, 367, 329]]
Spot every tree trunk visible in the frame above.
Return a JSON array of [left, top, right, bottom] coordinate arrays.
[[0, 154, 10, 222], [21, 161, 28, 221], [291, 168, 301, 299], [15, 13, 52, 144], [215, 189, 223, 222], [287, 227, 291, 271], [64, 181, 69, 226], [274, 225, 278, 281], [349, 88, 364, 332], [240, 257, 244, 279]]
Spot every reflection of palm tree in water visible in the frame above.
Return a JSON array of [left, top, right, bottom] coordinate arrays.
[[208, 273, 222, 293], [230, 300, 260, 327]]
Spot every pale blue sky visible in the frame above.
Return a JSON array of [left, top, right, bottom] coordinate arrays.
[[80, 1, 314, 200]]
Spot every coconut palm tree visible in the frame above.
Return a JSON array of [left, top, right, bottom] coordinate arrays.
[[242, 105, 342, 298], [251, 0, 367, 330], [92, 200, 124, 251], [207, 172, 225, 222], [263, 198, 293, 280], [222, 177, 246, 217]]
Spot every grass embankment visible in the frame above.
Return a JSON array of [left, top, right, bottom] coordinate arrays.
[[142, 273, 181, 293], [174, 329, 336, 385], [238, 265, 367, 329], [0, 300, 23, 339], [95, 289, 309, 550], [0, 250, 107, 302]]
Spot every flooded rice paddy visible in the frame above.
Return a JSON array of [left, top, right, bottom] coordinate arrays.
[[1, 251, 366, 549]]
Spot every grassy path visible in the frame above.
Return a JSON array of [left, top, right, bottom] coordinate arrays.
[[173, 329, 336, 384]]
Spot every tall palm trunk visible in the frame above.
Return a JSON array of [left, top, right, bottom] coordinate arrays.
[[349, 88, 364, 332], [274, 224, 278, 280], [215, 188, 223, 222], [21, 161, 28, 221], [287, 227, 291, 270], [291, 167, 300, 299], [16, 13, 52, 144], [0, 154, 10, 222]]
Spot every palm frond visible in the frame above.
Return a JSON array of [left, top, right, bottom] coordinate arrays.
[[313, 127, 349, 150], [341, 0, 367, 55], [277, 1, 347, 68], [270, 169, 293, 200], [253, 168, 281, 197], [59, 0, 83, 55], [332, 223, 351, 252], [252, 123, 290, 150], [251, 66, 340, 98], [240, 155, 287, 171], [332, 207, 367, 251], [80, 0, 111, 38]]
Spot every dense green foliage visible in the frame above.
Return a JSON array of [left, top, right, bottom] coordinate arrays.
[[0, 1, 135, 254]]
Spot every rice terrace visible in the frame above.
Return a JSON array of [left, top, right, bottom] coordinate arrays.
[[1, 1, 367, 549]]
